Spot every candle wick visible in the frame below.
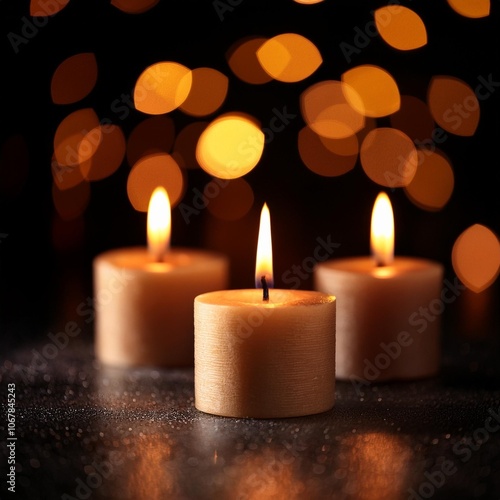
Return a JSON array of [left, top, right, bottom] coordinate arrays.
[[261, 276, 269, 301], [152, 250, 165, 263]]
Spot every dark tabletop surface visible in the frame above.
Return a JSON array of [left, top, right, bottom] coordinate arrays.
[[1, 330, 500, 500]]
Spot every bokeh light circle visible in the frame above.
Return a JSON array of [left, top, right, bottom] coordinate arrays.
[[298, 126, 357, 177], [127, 154, 185, 211], [51, 53, 98, 105], [127, 116, 175, 167], [374, 6, 427, 51], [342, 65, 401, 117], [80, 124, 126, 181], [447, 0, 490, 18], [54, 108, 102, 167], [452, 224, 500, 292], [360, 128, 418, 187], [179, 67, 228, 117], [300, 81, 365, 139], [257, 33, 322, 83], [134, 62, 192, 115], [173, 122, 208, 170], [226, 37, 272, 85], [427, 76, 480, 137], [404, 149, 454, 211], [196, 113, 264, 179], [390, 95, 435, 142], [30, 0, 69, 16], [111, 0, 159, 14]]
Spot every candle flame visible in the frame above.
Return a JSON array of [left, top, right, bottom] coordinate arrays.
[[255, 203, 274, 289], [147, 187, 171, 262], [371, 191, 394, 266]]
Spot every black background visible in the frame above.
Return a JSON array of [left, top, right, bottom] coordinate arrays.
[[1, 0, 499, 348]]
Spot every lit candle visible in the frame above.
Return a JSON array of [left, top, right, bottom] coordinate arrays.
[[194, 203, 336, 418], [314, 192, 444, 382], [93, 187, 229, 368]]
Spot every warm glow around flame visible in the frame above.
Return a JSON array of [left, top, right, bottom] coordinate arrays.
[[371, 192, 394, 266], [147, 187, 171, 262], [255, 203, 273, 289]]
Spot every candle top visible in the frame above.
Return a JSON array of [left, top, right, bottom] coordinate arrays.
[[95, 247, 228, 272], [317, 256, 443, 279], [195, 289, 335, 307]]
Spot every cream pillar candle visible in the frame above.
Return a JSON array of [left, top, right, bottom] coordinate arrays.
[[314, 192, 444, 382], [194, 204, 336, 418], [94, 187, 229, 368]]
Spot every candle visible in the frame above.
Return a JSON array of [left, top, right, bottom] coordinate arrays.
[[314, 192, 444, 383], [194, 203, 336, 418], [94, 187, 229, 368]]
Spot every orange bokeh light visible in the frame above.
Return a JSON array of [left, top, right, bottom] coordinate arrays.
[[173, 122, 208, 169], [134, 62, 192, 115], [257, 33, 322, 83], [127, 154, 185, 211], [196, 113, 264, 179], [404, 149, 454, 211], [374, 6, 427, 51], [390, 95, 435, 142], [452, 224, 500, 293], [301, 81, 365, 139], [80, 124, 126, 181], [126, 116, 175, 167], [298, 126, 357, 177], [30, 0, 69, 16], [51, 53, 98, 105], [53, 108, 102, 167], [111, 0, 159, 14], [342, 65, 401, 118], [447, 0, 490, 18], [360, 128, 418, 187], [179, 67, 228, 117], [427, 76, 480, 137], [226, 37, 272, 85]]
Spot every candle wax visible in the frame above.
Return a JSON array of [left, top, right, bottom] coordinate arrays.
[[314, 256, 443, 382], [94, 247, 229, 368], [194, 289, 336, 418]]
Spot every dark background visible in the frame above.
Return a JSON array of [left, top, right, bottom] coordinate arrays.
[[1, 0, 499, 349], [1, 3, 500, 499]]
